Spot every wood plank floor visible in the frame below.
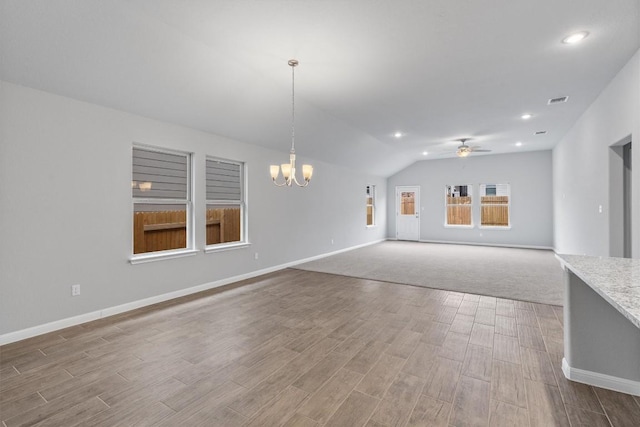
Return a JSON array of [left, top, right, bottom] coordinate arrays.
[[1, 269, 639, 426]]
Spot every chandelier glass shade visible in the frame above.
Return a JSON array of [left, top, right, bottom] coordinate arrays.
[[270, 59, 313, 187]]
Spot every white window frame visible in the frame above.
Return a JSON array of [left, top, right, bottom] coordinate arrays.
[[366, 185, 376, 227], [204, 157, 249, 253], [479, 183, 511, 229], [130, 144, 196, 264], [444, 184, 474, 228]]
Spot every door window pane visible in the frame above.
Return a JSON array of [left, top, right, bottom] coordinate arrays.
[[400, 192, 415, 215]]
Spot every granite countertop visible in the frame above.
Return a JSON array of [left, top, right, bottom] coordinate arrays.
[[556, 254, 640, 329]]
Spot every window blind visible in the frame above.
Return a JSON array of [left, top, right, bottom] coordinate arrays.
[[206, 159, 241, 201], [132, 148, 188, 199]]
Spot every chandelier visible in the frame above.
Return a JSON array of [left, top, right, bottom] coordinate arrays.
[[270, 59, 313, 187]]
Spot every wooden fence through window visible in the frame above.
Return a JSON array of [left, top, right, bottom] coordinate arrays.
[[133, 208, 241, 254], [446, 196, 472, 225], [446, 196, 509, 226], [481, 196, 509, 226]]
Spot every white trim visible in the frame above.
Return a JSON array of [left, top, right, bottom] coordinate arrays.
[[562, 358, 640, 396], [289, 239, 385, 265], [419, 239, 553, 251], [204, 242, 251, 253], [0, 239, 385, 346], [130, 249, 198, 264]]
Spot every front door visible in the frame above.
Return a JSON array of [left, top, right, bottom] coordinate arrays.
[[396, 186, 420, 241]]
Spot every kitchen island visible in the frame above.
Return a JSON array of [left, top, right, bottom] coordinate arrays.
[[556, 255, 640, 396]]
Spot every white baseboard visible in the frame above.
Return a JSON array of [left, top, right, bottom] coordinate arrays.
[[0, 239, 385, 346], [418, 239, 554, 251], [562, 358, 640, 396]]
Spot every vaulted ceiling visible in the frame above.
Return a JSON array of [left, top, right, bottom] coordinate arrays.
[[1, 0, 638, 176]]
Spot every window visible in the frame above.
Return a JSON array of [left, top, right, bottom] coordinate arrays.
[[206, 158, 245, 247], [445, 184, 472, 226], [132, 146, 192, 255], [366, 185, 376, 226], [480, 184, 510, 227]]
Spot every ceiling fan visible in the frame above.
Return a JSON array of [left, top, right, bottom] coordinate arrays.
[[455, 138, 491, 158]]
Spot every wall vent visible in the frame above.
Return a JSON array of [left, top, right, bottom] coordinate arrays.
[[534, 130, 547, 135], [548, 96, 569, 105]]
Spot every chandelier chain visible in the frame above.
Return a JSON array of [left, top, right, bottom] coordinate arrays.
[[291, 62, 295, 153]]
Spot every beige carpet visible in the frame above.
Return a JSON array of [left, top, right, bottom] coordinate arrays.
[[294, 241, 564, 306]]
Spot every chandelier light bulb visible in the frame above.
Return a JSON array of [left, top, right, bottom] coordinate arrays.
[[270, 165, 280, 179], [302, 164, 313, 181]]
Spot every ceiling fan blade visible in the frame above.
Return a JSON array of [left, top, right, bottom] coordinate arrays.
[[472, 149, 492, 152]]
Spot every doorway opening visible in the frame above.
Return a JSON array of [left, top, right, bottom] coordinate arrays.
[[609, 137, 632, 258]]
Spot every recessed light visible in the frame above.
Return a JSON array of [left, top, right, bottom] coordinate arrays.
[[422, 151, 428, 156], [562, 31, 589, 44], [515, 142, 523, 147], [521, 113, 532, 120], [393, 132, 403, 138]]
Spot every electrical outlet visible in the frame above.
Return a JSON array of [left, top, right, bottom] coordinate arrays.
[[71, 284, 81, 296], [254, 252, 259, 260], [331, 239, 334, 245], [598, 205, 603, 213]]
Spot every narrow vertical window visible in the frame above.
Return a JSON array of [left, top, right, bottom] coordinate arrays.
[[206, 158, 245, 247], [480, 184, 510, 227], [132, 146, 192, 255], [366, 185, 376, 226], [445, 184, 473, 226]]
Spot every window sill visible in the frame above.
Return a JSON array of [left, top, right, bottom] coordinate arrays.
[[366, 225, 377, 229], [444, 224, 474, 229], [130, 249, 198, 265], [479, 225, 512, 230], [204, 242, 251, 254]]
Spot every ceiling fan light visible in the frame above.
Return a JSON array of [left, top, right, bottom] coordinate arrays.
[[457, 149, 470, 158]]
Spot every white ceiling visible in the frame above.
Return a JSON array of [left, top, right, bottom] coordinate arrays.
[[1, 0, 638, 176]]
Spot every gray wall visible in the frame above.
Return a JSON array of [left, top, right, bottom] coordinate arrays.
[[553, 49, 640, 257], [0, 81, 387, 336], [387, 151, 554, 248]]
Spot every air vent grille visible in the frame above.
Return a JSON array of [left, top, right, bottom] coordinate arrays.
[[548, 96, 569, 105], [534, 130, 547, 135]]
